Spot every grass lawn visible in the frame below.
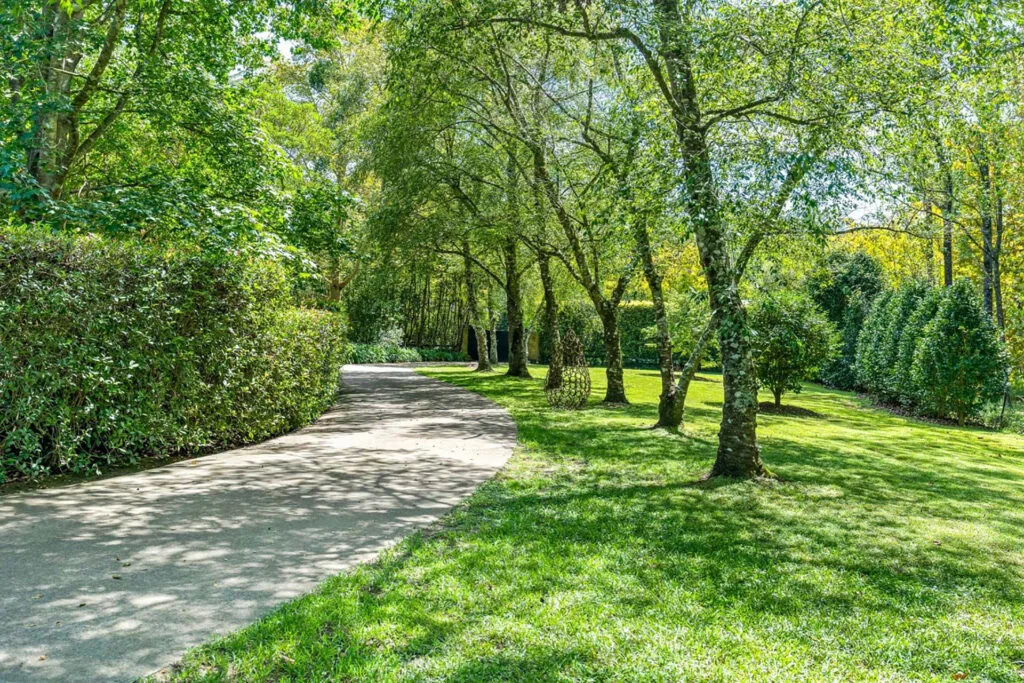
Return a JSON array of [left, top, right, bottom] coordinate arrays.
[[164, 366, 1024, 682]]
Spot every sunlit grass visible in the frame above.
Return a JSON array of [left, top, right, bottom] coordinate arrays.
[[164, 365, 1024, 682]]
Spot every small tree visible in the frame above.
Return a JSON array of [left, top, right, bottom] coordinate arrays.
[[749, 293, 838, 407], [913, 280, 1006, 426]]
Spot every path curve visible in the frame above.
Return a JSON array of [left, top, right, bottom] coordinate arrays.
[[0, 365, 515, 682]]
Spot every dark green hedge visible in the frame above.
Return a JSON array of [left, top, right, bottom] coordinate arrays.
[[346, 345, 469, 364], [542, 300, 660, 368], [854, 279, 1005, 424], [0, 228, 348, 482]]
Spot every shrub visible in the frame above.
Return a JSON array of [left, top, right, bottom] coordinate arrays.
[[893, 288, 942, 407], [913, 281, 1006, 425], [345, 343, 460, 363], [853, 288, 894, 394], [0, 227, 348, 483], [418, 348, 470, 362], [808, 250, 885, 389], [855, 281, 929, 399], [749, 292, 838, 406]]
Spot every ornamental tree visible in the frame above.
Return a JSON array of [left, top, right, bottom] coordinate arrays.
[[749, 292, 838, 407]]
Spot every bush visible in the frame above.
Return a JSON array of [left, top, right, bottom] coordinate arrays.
[[0, 228, 348, 483], [855, 281, 929, 399], [913, 281, 1006, 425], [808, 250, 884, 389], [893, 288, 942, 407], [749, 292, 838, 406], [346, 343, 469, 363], [417, 348, 470, 362]]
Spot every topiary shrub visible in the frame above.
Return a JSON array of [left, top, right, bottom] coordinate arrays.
[[855, 281, 930, 399], [912, 280, 1006, 425], [0, 227, 348, 483], [748, 292, 838, 406], [893, 288, 942, 407], [808, 250, 884, 389]]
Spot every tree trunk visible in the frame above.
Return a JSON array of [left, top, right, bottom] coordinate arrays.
[[488, 326, 499, 366], [773, 388, 782, 407], [504, 236, 531, 378], [668, 318, 715, 428], [935, 137, 955, 287], [994, 192, 1005, 329], [654, 0, 763, 477], [475, 327, 493, 372], [597, 302, 628, 404], [635, 220, 676, 426], [979, 163, 995, 318], [539, 255, 563, 390], [463, 239, 492, 372]]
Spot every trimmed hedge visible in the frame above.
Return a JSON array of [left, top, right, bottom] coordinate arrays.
[[347, 344, 469, 364], [854, 279, 1006, 424], [542, 300, 661, 368], [0, 228, 348, 483]]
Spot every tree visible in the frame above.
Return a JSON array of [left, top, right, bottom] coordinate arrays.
[[1, 0, 355, 215], [476, 0, 894, 476], [807, 250, 885, 390], [749, 293, 837, 407], [913, 280, 1006, 425]]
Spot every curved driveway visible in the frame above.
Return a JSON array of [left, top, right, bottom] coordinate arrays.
[[0, 365, 515, 682]]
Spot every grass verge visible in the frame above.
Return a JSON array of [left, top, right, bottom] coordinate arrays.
[[162, 365, 1024, 682]]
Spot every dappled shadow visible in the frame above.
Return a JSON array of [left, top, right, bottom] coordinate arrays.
[[234, 365, 1021, 680], [0, 365, 515, 682]]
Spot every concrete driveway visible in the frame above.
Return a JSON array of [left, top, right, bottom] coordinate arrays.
[[0, 365, 515, 681]]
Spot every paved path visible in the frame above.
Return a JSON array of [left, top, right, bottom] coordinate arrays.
[[0, 365, 515, 682]]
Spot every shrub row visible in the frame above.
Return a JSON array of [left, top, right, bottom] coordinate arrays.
[[347, 344, 469, 364], [542, 300, 663, 368], [855, 279, 1006, 425], [0, 228, 348, 482]]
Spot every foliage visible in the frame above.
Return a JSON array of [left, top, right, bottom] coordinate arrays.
[[913, 281, 1007, 425], [807, 250, 885, 389], [343, 264, 406, 343], [855, 281, 930, 400], [417, 348, 470, 363], [893, 288, 943, 407], [618, 302, 661, 367], [164, 365, 1024, 682], [855, 279, 1007, 424], [348, 344, 420, 364], [0, 227, 348, 483], [346, 344, 469, 364], [748, 292, 838, 405]]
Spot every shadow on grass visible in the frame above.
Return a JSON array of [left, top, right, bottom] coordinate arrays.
[[167, 365, 1024, 682]]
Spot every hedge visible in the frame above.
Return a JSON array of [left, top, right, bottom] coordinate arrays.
[[542, 300, 661, 368], [0, 228, 349, 483], [854, 279, 1006, 424], [347, 344, 469, 364]]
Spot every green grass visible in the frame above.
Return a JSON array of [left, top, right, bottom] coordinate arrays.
[[164, 366, 1024, 682]]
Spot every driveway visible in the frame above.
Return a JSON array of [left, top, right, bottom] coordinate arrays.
[[0, 365, 515, 681]]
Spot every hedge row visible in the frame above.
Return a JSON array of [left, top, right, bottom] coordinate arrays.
[[0, 228, 349, 482], [855, 279, 1006, 425], [348, 344, 469, 364], [543, 300, 662, 367]]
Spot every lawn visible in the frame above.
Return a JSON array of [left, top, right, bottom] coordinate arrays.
[[164, 366, 1024, 682]]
